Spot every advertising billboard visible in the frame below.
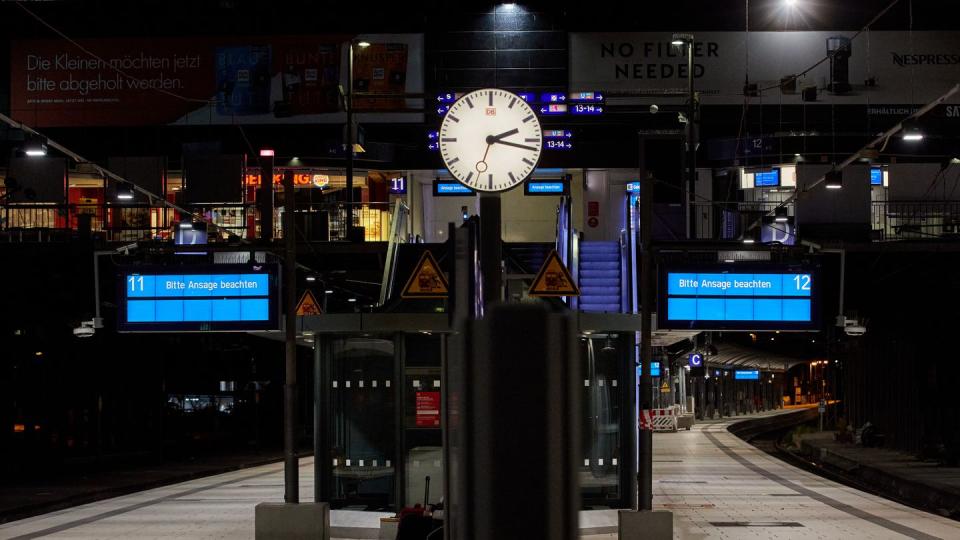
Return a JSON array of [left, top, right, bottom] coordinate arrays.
[[658, 265, 819, 331], [11, 34, 423, 127], [117, 264, 279, 332], [570, 31, 960, 106]]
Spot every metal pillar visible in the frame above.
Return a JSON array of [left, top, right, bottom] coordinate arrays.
[[685, 39, 697, 240], [345, 43, 355, 241], [479, 194, 502, 306], [393, 332, 406, 509], [314, 335, 332, 503], [258, 153, 274, 240], [638, 137, 654, 511], [283, 169, 299, 503], [620, 333, 638, 509]]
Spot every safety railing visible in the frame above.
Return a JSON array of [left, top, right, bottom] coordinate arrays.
[[378, 201, 410, 305], [871, 200, 960, 241], [1, 201, 399, 243]]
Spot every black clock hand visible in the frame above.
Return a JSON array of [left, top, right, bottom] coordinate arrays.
[[485, 128, 519, 144], [491, 139, 537, 151]]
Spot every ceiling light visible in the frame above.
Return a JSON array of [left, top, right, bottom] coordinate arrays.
[[348, 298, 357, 303], [306, 275, 317, 282], [357, 41, 371, 48], [825, 169, 843, 190], [324, 290, 333, 294], [902, 133, 924, 141], [259, 148, 275, 157], [775, 206, 789, 223], [742, 238, 756, 244], [23, 136, 48, 157]]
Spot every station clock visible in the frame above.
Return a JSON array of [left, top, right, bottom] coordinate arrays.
[[438, 88, 543, 193]]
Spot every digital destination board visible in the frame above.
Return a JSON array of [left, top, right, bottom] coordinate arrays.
[[734, 370, 760, 380], [524, 179, 569, 196], [433, 179, 475, 196], [118, 264, 279, 332], [659, 265, 818, 331], [637, 362, 661, 377]]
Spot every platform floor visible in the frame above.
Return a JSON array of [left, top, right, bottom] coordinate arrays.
[[2, 411, 959, 539]]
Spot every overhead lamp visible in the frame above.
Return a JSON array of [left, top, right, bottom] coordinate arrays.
[[23, 136, 48, 157], [356, 41, 371, 48], [259, 148, 275, 157], [306, 275, 317, 282], [347, 298, 357, 303], [324, 289, 334, 294], [825, 169, 843, 190], [178, 221, 193, 230], [671, 33, 693, 46], [901, 119, 924, 141], [116, 184, 135, 201], [742, 238, 756, 244], [774, 206, 789, 223]]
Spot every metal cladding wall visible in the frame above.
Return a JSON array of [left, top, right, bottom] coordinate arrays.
[[426, 6, 567, 96], [840, 250, 960, 461]]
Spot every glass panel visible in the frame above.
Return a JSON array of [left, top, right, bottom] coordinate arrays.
[[580, 337, 622, 507], [330, 338, 395, 510], [403, 334, 443, 507]]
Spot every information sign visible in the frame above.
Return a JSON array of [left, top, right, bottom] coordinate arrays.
[[659, 265, 819, 331], [734, 370, 760, 380], [118, 264, 279, 332]]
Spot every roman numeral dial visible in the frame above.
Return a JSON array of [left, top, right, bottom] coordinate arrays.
[[439, 88, 543, 193]]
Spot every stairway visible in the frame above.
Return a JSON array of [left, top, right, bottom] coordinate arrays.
[[579, 241, 622, 313], [507, 242, 552, 275]]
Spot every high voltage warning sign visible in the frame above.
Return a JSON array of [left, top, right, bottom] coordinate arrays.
[[528, 250, 580, 297], [296, 290, 323, 315], [401, 251, 449, 299]]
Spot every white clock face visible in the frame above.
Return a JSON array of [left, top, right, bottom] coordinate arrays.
[[439, 88, 543, 192]]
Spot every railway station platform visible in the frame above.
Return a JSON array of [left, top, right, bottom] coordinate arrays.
[[2, 409, 959, 539]]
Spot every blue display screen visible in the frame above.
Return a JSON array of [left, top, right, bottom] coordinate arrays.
[[626, 181, 641, 193], [525, 181, 567, 195], [540, 92, 566, 103], [871, 167, 883, 186], [568, 91, 604, 102], [433, 181, 475, 196], [539, 104, 568, 115], [735, 370, 760, 380], [637, 362, 661, 377], [390, 176, 407, 195], [436, 92, 457, 104], [754, 169, 780, 187], [660, 267, 818, 330], [545, 140, 573, 150], [119, 265, 278, 332], [518, 92, 536, 103], [570, 103, 604, 115]]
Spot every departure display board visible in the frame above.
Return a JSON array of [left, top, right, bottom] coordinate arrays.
[[659, 265, 818, 331], [734, 370, 760, 380], [118, 264, 279, 332]]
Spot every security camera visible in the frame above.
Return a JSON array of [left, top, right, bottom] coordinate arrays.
[[841, 317, 866, 336], [73, 319, 98, 338], [649, 104, 659, 114], [844, 324, 866, 337]]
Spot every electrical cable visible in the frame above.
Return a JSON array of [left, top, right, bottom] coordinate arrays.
[[752, 0, 902, 94]]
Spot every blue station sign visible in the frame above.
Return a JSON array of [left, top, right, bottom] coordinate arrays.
[[659, 265, 819, 331], [118, 264, 279, 332], [734, 370, 760, 380]]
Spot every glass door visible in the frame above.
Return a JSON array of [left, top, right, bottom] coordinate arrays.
[[329, 337, 395, 510]]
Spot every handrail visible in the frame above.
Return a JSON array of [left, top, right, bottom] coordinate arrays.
[[378, 200, 410, 305]]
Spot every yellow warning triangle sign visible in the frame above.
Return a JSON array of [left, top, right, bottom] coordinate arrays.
[[296, 290, 323, 315], [401, 250, 449, 299], [528, 249, 580, 297], [660, 381, 671, 392]]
